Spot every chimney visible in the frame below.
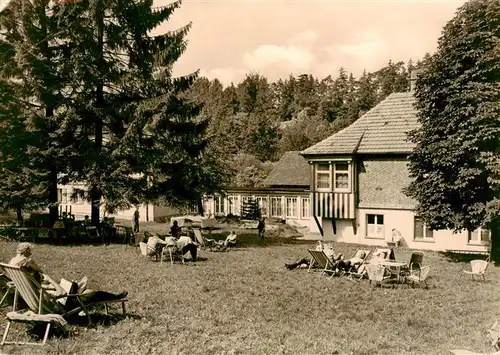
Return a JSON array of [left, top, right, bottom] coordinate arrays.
[[410, 68, 424, 92]]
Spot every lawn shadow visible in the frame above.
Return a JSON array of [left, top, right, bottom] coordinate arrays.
[[440, 251, 490, 263]]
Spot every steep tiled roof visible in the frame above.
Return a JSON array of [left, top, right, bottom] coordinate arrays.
[[263, 151, 310, 187], [301, 92, 419, 155]]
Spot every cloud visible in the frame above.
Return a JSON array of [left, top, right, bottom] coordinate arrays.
[[290, 30, 319, 44], [198, 67, 247, 85], [338, 34, 387, 58], [320, 33, 390, 76], [243, 44, 314, 71]]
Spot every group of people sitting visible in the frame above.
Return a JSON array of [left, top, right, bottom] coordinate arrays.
[[285, 241, 393, 276], [145, 220, 239, 261]]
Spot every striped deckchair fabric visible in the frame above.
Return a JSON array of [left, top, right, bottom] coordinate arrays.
[[0, 263, 65, 315], [0, 263, 128, 346], [307, 249, 336, 277], [0, 263, 68, 345]]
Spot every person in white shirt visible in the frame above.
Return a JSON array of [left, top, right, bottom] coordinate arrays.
[[164, 234, 198, 261]]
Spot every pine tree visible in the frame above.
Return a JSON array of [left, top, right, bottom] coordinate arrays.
[[241, 198, 261, 220], [0, 0, 76, 224], [406, 0, 500, 261], [59, 0, 229, 223]]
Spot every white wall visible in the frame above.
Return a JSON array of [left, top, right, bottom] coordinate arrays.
[[321, 208, 490, 253], [55, 184, 152, 222]]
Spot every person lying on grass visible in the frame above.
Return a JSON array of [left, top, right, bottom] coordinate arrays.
[[285, 241, 343, 270], [9, 242, 127, 306]]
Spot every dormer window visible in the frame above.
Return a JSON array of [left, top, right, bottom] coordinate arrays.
[[315, 163, 331, 190]]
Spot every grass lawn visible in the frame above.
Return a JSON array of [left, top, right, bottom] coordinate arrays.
[[0, 235, 498, 355]]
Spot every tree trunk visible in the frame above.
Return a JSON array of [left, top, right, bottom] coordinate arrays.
[[16, 207, 23, 224], [90, 0, 104, 227], [48, 166, 59, 226], [490, 215, 500, 264]]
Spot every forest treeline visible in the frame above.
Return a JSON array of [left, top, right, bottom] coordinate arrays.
[[189, 59, 425, 187]]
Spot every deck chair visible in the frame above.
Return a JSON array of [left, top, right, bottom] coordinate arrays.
[[0, 263, 127, 345], [307, 249, 336, 276], [139, 242, 161, 261], [371, 248, 396, 261], [451, 351, 500, 355], [0, 273, 14, 309], [462, 258, 489, 281], [488, 320, 500, 351], [406, 265, 431, 288], [452, 321, 500, 355], [193, 228, 223, 252], [345, 250, 372, 281]]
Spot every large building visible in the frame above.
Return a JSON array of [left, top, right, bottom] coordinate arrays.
[[300, 90, 490, 253]]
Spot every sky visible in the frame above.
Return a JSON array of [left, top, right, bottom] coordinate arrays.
[[152, 0, 467, 86]]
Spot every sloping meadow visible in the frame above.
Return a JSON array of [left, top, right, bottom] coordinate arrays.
[[0, 238, 498, 355]]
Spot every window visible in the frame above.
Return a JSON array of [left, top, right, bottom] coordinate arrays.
[[285, 197, 298, 218], [333, 162, 350, 191], [315, 161, 351, 192], [301, 198, 310, 218], [255, 196, 268, 217], [414, 217, 434, 240], [366, 214, 384, 239], [214, 196, 224, 215], [57, 189, 63, 203], [315, 164, 331, 190], [71, 190, 84, 205], [468, 228, 490, 245], [62, 189, 67, 203], [241, 196, 251, 208], [227, 196, 239, 215], [270, 197, 283, 218]]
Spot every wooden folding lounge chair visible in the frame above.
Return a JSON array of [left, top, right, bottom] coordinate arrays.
[[307, 249, 336, 277], [488, 320, 500, 351], [193, 228, 224, 252], [345, 250, 372, 281], [462, 257, 490, 281], [451, 320, 500, 355], [0, 263, 128, 345], [450, 350, 500, 355]]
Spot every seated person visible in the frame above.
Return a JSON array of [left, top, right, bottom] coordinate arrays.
[[9, 243, 126, 306], [220, 231, 238, 250], [165, 234, 198, 262], [170, 220, 181, 239], [372, 249, 388, 261], [335, 250, 367, 272], [146, 234, 168, 255], [285, 241, 342, 270]]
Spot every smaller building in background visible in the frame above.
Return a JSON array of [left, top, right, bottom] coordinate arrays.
[[55, 182, 181, 223], [202, 151, 321, 234]]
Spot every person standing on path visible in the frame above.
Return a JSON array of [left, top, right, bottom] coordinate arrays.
[[257, 218, 265, 239], [133, 208, 140, 233]]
